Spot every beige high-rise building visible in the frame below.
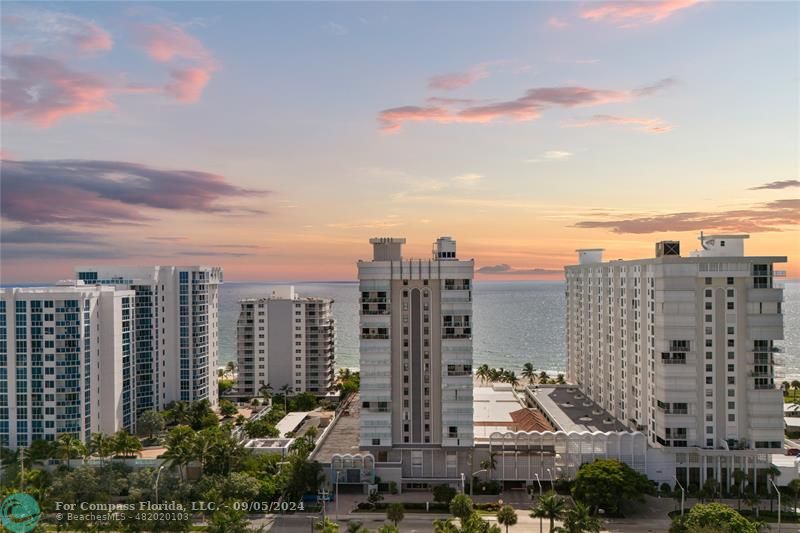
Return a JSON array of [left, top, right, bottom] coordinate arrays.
[[565, 234, 786, 454], [357, 236, 474, 487], [237, 286, 335, 397]]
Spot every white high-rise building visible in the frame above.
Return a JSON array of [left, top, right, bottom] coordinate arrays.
[[357, 236, 474, 485], [0, 281, 135, 449], [565, 234, 786, 454], [75, 266, 222, 412], [237, 286, 335, 397]]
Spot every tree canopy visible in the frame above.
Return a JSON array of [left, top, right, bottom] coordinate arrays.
[[571, 459, 652, 516]]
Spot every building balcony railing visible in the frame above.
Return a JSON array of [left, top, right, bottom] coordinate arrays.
[[361, 334, 389, 340], [360, 297, 388, 303], [442, 334, 472, 340], [660, 358, 687, 365], [361, 310, 390, 315]]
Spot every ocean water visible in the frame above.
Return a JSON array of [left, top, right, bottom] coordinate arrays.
[[219, 280, 800, 376]]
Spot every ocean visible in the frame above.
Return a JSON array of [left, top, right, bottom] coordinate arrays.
[[219, 280, 800, 376]]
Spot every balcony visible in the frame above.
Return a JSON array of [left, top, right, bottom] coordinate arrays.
[[361, 310, 390, 316], [361, 334, 389, 340]]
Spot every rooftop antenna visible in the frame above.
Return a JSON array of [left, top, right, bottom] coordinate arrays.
[[699, 231, 710, 250]]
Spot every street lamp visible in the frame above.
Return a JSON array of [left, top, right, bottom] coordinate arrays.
[[470, 469, 487, 498], [673, 476, 685, 516], [769, 478, 781, 533], [154, 465, 165, 505], [533, 473, 543, 497], [460, 473, 465, 494], [335, 471, 344, 521], [546, 467, 553, 490]]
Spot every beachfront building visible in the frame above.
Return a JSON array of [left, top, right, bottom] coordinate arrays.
[[236, 286, 335, 397], [355, 236, 475, 489], [75, 266, 222, 413], [0, 281, 135, 449], [565, 234, 787, 489]]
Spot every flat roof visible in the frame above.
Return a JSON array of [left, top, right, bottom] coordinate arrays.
[[276, 411, 311, 437], [528, 386, 629, 433], [312, 395, 361, 463]]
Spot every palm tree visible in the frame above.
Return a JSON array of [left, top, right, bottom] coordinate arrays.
[[226, 361, 236, 378], [480, 453, 497, 480], [744, 493, 761, 518], [488, 368, 502, 383], [521, 363, 536, 384], [766, 464, 781, 512], [782, 381, 791, 397], [497, 505, 517, 533], [502, 371, 520, 389], [54, 434, 87, 463], [166, 401, 190, 426], [787, 478, 800, 517], [791, 380, 800, 400], [433, 519, 458, 533], [280, 384, 294, 412], [163, 426, 196, 480], [556, 501, 601, 533], [259, 383, 273, 406], [89, 433, 115, 463], [538, 371, 550, 384], [732, 468, 747, 510], [477, 364, 490, 384], [305, 426, 319, 446], [113, 430, 142, 458], [530, 491, 566, 532], [555, 374, 566, 385], [346, 521, 370, 533]]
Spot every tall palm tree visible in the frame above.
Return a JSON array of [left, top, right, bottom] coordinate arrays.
[[766, 464, 781, 512], [226, 361, 236, 378], [480, 453, 497, 480], [488, 368, 502, 383], [166, 401, 190, 426], [497, 505, 517, 533], [477, 364, 490, 384], [732, 468, 747, 510], [280, 385, 294, 412], [530, 491, 566, 532], [555, 374, 566, 385], [538, 371, 550, 384], [503, 371, 520, 389], [113, 430, 142, 458], [89, 433, 115, 464], [782, 381, 791, 397], [260, 383, 273, 405], [521, 363, 536, 384], [54, 434, 87, 463], [791, 380, 800, 400], [556, 501, 601, 533]]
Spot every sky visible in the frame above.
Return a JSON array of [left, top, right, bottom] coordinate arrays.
[[1, 1, 798, 282]]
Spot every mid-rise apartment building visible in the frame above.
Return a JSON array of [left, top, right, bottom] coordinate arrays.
[[75, 266, 222, 412], [237, 286, 335, 396], [357, 237, 474, 486], [0, 282, 135, 449], [565, 234, 786, 454]]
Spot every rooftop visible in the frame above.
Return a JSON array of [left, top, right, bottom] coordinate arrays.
[[276, 411, 311, 437], [527, 385, 629, 433], [311, 395, 361, 463], [473, 384, 553, 442]]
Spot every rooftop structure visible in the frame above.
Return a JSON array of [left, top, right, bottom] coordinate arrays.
[[526, 385, 628, 433]]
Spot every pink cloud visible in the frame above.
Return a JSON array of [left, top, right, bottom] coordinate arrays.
[[72, 21, 113, 52], [1, 54, 113, 127], [568, 114, 672, 133], [133, 23, 210, 63], [379, 85, 633, 132], [581, 0, 700, 26], [547, 16, 570, 29], [164, 67, 212, 103], [429, 68, 489, 91]]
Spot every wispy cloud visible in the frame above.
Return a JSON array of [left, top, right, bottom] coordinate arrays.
[[1, 159, 267, 225], [749, 179, 800, 191], [527, 150, 573, 163], [575, 199, 800, 233], [379, 78, 674, 132], [2, 9, 113, 54], [429, 65, 489, 91], [451, 173, 483, 183], [477, 263, 562, 276], [547, 16, 570, 29], [131, 22, 217, 103], [1, 54, 113, 127], [581, 0, 701, 27], [324, 21, 348, 37], [567, 114, 672, 133]]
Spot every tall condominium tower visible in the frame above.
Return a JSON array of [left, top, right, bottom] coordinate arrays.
[[75, 266, 222, 412], [0, 282, 135, 449], [358, 237, 474, 483], [237, 286, 335, 397], [565, 234, 786, 452]]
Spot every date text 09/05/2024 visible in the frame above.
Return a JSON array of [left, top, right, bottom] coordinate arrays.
[[54, 501, 306, 513]]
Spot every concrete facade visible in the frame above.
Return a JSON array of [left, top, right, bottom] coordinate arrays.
[[237, 286, 335, 396]]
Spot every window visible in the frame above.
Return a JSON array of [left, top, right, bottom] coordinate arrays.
[[372, 438, 380, 446], [728, 401, 735, 409], [705, 289, 712, 297], [706, 376, 713, 384], [727, 302, 735, 310], [727, 277, 734, 285], [705, 278, 712, 285], [728, 414, 735, 422]]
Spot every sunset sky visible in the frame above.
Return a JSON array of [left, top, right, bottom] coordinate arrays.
[[1, 1, 798, 283]]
